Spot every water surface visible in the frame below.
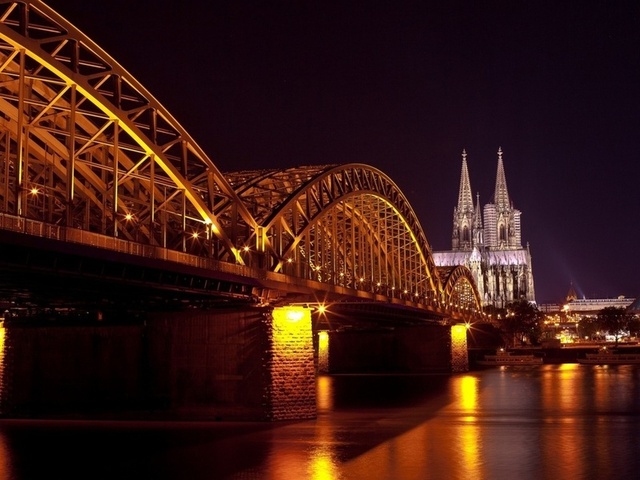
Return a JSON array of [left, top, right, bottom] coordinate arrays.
[[1, 365, 639, 479]]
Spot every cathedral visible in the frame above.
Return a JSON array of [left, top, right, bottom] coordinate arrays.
[[432, 148, 536, 308]]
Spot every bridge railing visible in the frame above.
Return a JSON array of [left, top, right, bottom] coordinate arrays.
[[0, 213, 481, 317], [0, 212, 257, 279]]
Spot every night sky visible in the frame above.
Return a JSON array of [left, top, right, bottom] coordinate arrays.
[[45, 0, 640, 304]]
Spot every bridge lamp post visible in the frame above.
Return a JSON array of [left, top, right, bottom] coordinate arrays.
[[241, 245, 252, 267]]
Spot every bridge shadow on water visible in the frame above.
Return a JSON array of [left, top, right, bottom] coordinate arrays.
[[0, 373, 456, 480]]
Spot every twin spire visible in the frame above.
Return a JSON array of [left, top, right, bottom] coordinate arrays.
[[457, 147, 511, 213]]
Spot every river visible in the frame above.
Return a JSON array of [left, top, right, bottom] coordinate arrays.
[[1, 364, 639, 479]]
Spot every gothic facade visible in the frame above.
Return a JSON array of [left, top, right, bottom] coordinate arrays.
[[433, 148, 536, 307]]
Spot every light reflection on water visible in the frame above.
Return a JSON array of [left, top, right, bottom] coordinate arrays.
[[1, 365, 639, 479]]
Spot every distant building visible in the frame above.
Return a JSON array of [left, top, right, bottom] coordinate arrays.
[[564, 295, 635, 316], [540, 285, 637, 316], [433, 148, 536, 308]]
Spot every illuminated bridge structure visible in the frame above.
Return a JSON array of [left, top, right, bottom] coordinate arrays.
[[0, 1, 484, 420], [0, 0, 481, 321]]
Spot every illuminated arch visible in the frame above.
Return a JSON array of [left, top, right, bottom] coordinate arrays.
[[224, 164, 442, 302], [440, 265, 482, 313], [0, 2, 480, 314], [0, 0, 256, 262]]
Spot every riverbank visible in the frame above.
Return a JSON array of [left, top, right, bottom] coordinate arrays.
[[469, 343, 640, 368]]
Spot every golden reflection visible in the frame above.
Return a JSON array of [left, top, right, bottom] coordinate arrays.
[[455, 375, 481, 477], [308, 445, 341, 480], [266, 405, 341, 480], [0, 433, 12, 480], [346, 374, 484, 479], [316, 375, 333, 412], [594, 365, 614, 411], [539, 364, 585, 479], [0, 323, 4, 402], [458, 375, 478, 414]]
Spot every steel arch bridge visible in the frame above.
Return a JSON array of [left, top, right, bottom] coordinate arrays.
[[0, 0, 482, 320]]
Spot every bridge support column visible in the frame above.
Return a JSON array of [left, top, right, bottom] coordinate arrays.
[[317, 330, 329, 374], [450, 324, 469, 372], [265, 306, 316, 420]]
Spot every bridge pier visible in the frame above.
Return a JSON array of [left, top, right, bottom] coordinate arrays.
[[0, 305, 317, 421], [318, 323, 468, 374]]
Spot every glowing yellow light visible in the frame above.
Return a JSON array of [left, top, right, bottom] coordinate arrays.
[[452, 324, 467, 336], [286, 309, 304, 322], [270, 306, 315, 419], [287, 258, 293, 263], [30, 187, 39, 195], [124, 213, 133, 221], [459, 375, 478, 412], [317, 305, 326, 314], [192, 232, 199, 239], [451, 324, 469, 372], [318, 330, 329, 374], [243, 246, 250, 252]]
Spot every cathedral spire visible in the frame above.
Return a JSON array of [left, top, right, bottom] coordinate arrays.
[[493, 146, 511, 209], [457, 149, 474, 212], [473, 192, 483, 246], [474, 192, 483, 228], [452, 149, 475, 250]]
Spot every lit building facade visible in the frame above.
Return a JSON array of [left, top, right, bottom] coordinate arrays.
[[433, 148, 536, 308]]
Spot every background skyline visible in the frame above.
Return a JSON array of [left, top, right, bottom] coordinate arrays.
[[46, 0, 640, 304]]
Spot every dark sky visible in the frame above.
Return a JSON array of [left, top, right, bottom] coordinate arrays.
[[45, 0, 640, 304]]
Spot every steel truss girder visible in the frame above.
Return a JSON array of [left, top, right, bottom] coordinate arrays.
[[0, 1, 483, 314], [0, 0, 256, 263], [226, 164, 444, 301]]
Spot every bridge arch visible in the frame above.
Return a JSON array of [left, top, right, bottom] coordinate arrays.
[[0, 0, 256, 263], [439, 265, 483, 314], [0, 1, 483, 315], [224, 164, 442, 302]]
